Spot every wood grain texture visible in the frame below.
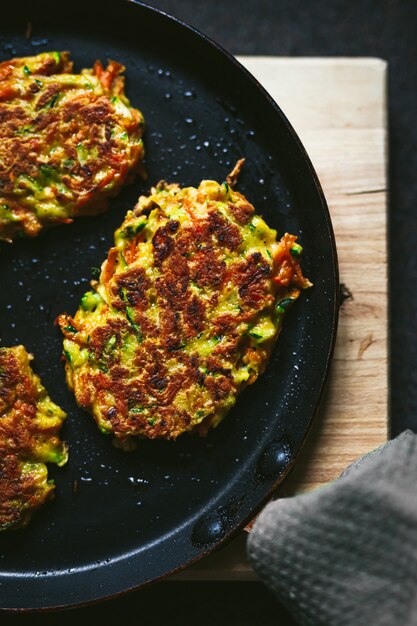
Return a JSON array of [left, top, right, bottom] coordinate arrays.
[[174, 56, 388, 580]]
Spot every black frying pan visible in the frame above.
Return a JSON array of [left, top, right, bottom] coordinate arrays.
[[0, 0, 338, 610]]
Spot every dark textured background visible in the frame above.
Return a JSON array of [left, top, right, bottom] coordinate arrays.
[[4, 0, 416, 624]]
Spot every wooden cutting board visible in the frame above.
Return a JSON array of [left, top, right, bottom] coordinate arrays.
[[174, 57, 388, 580]]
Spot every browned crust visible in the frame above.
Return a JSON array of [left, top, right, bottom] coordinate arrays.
[[0, 346, 66, 530], [58, 180, 310, 443], [0, 52, 144, 241]]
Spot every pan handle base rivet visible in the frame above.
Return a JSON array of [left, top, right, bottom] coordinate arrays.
[[257, 440, 291, 479], [192, 511, 226, 547]]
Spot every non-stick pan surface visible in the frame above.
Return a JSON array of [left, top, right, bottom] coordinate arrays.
[[0, 0, 338, 610]]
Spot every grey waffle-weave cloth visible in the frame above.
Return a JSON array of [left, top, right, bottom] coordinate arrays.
[[247, 430, 417, 626]]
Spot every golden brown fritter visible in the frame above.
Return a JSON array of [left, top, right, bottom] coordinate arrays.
[[0, 51, 144, 241], [0, 346, 68, 531], [57, 179, 311, 447]]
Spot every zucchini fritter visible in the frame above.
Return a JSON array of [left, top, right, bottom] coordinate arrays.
[[58, 180, 311, 446], [0, 346, 68, 531], [0, 51, 144, 241]]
